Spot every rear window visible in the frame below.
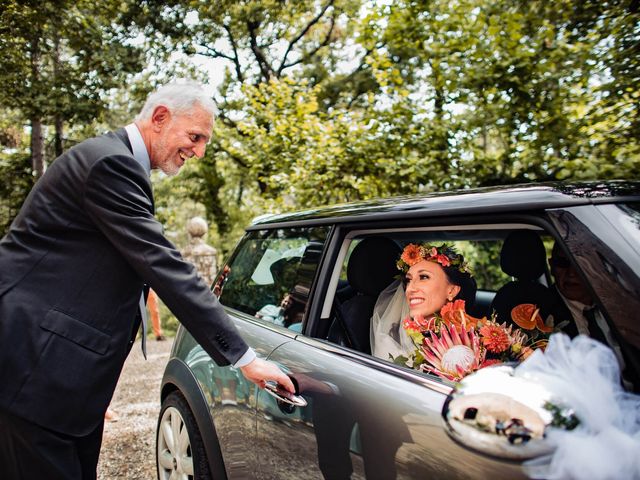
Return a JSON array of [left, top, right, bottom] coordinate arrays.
[[218, 227, 328, 330]]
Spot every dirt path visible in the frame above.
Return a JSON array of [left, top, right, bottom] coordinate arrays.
[[97, 337, 173, 480]]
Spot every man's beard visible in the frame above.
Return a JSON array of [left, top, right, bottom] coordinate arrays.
[[159, 158, 180, 177], [155, 136, 181, 177]]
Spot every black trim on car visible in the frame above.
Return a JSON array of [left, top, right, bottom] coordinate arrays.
[[160, 358, 228, 480], [246, 182, 640, 229]]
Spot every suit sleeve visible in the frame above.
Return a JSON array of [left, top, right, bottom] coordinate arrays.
[[83, 154, 249, 366]]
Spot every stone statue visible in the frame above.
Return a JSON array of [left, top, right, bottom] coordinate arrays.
[[182, 216, 218, 286]]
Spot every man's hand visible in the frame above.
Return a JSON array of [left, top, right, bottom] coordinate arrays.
[[239, 357, 295, 393]]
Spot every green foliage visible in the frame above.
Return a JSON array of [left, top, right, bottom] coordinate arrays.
[[0, 153, 34, 235], [2, 0, 638, 249], [0, 0, 145, 173], [143, 0, 639, 239]]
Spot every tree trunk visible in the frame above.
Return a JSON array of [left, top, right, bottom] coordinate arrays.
[[31, 118, 45, 178], [432, 62, 449, 174], [30, 34, 46, 178], [53, 30, 64, 157], [54, 116, 64, 157]]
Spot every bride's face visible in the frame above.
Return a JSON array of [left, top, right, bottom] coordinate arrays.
[[404, 259, 461, 318]]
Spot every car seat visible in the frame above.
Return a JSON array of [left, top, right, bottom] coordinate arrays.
[[490, 230, 555, 327], [327, 237, 401, 353], [269, 256, 300, 301]]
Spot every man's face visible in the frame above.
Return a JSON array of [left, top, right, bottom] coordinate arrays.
[[151, 105, 213, 176], [550, 248, 592, 304]]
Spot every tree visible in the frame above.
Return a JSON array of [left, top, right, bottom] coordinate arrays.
[[130, 0, 383, 235], [362, 0, 639, 187], [0, 0, 144, 177]]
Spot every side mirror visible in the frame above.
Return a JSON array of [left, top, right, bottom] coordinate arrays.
[[442, 364, 579, 460]]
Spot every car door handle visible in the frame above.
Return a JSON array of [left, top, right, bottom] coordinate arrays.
[[264, 381, 308, 407]]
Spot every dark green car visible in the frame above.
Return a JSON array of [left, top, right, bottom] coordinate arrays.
[[156, 182, 640, 479]]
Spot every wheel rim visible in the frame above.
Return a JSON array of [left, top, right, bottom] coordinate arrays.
[[157, 406, 195, 480]]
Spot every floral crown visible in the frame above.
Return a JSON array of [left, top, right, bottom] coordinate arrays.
[[396, 243, 471, 275]]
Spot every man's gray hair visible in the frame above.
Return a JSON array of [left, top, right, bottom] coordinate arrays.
[[135, 81, 217, 121]]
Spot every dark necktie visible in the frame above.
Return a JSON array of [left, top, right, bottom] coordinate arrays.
[[583, 306, 607, 346], [139, 294, 148, 359]]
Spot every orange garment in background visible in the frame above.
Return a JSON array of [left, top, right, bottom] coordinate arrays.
[[147, 289, 164, 338]]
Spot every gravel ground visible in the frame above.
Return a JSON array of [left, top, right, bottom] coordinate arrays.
[[97, 337, 173, 480]]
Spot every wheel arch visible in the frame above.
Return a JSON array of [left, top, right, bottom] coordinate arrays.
[[160, 358, 228, 480]]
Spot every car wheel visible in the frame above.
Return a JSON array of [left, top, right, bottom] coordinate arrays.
[[157, 391, 212, 480]]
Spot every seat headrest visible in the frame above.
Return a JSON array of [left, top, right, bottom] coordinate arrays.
[[500, 231, 547, 280], [347, 238, 401, 296], [270, 257, 299, 284]]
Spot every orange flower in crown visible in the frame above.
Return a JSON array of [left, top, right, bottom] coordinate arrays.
[[397, 243, 471, 275], [400, 244, 424, 267]]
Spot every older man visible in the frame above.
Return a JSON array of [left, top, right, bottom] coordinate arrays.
[[0, 82, 292, 479]]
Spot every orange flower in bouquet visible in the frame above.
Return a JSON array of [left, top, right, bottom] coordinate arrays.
[[440, 299, 484, 331], [511, 303, 553, 333]]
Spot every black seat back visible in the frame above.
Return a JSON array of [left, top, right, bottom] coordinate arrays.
[[328, 237, 401, 353], [490, 230, 554, 326]]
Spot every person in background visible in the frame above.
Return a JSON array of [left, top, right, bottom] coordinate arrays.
[[0, 81, 293, 480], [147, 288, 165, 341], [548, 242, 597, 338], [548, 242, 626, 372], [182, 216, 218, 286]]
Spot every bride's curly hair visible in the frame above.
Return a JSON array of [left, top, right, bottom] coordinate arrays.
[[443, 265, 477, 307]]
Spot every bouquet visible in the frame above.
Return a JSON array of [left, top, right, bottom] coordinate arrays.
[[396, 300, 553, 381]]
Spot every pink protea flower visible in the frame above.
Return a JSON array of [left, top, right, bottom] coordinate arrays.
[[419, 324, 485, 381], [509, 325, 529, 347]]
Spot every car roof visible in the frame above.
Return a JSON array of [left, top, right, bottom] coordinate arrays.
[[247, 181, 640, 230]]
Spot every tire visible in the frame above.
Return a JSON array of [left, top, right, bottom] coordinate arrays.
[[156, 390, 213, 480]]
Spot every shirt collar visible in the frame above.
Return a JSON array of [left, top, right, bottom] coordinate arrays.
[[124, 123, 151, 176]]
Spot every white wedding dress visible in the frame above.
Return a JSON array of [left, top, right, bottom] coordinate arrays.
[[519, 333, 640, 479]]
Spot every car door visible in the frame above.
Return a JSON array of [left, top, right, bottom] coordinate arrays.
[[250, 203, 640, 479], [253, 225, 533, 479], [212, 225, 330, 477], [256, 339, 527, 479]]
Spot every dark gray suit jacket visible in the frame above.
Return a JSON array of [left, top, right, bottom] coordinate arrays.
[[0, 129, 248, 436]]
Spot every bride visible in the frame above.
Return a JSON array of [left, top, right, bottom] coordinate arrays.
[[370, 243, 476, 360]]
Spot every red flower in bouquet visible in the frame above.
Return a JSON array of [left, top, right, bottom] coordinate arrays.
[[480, 358, 502, 368], [511, 303, 553, 333], [479, 323, 511, 353], [414, 314, 436, 330]]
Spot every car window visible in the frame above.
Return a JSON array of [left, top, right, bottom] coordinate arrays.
[[319, 226, 580, 384], [218, 227, 328, 330]]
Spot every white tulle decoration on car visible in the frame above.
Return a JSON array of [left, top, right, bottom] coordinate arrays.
[[516, 333, 640, 480]]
